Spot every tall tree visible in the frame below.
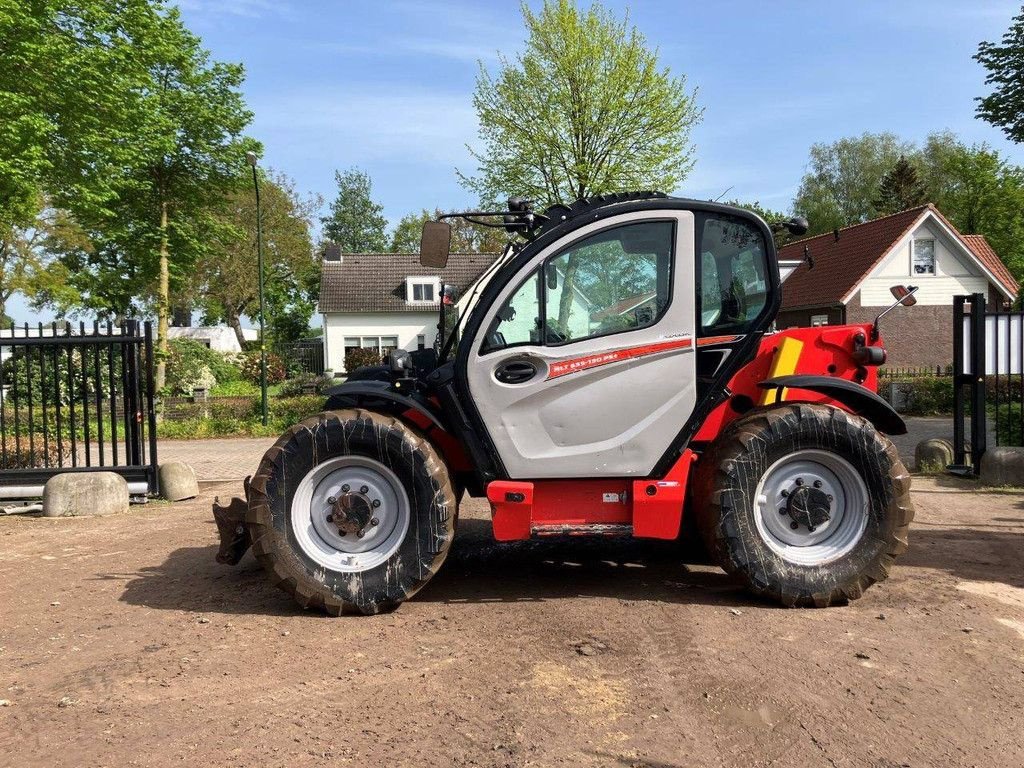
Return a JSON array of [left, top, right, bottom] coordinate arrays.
[[321, 169, 388, 252], [793, 132, 914, 234], [460, 0, 702, 207], [51, 7, 256, 388], [0, 1, 155, 231], [873, 156, 928, 215], [195, 172, 320, 348], [975, 8, 1024, 143], [389, 208, 509, 253]]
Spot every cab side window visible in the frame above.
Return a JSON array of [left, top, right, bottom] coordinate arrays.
[[481, 220, 675, 353], [697, 214, 769, 335], [543, 220, 674, 344]]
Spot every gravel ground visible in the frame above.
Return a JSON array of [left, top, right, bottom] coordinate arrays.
[[1, 476, 1022, 767]]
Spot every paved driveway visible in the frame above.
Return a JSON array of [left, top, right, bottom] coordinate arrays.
[[156, 416, 963, 482]]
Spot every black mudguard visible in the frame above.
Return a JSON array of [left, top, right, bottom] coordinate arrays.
[[323, 381, 447, 431], [757, 375, 907, 435]]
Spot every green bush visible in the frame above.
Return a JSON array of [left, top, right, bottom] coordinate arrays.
[[238, 350, 287, 386], [0, 434, 68, 469], [344, 347, 384, 372], [993, 403, 1024, 446], [210, 379, 259, 397], [155, 395, 324, 439], [164, 339, 241, 395], [278, 372, 334, 397], [883, 376, 955, 416]]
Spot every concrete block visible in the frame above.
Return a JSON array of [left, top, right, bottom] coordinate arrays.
[[159, 462, 199, 501], [980, 447, 1024, 487], [42, 472, 129, 518], [915, 438, 953, 473]]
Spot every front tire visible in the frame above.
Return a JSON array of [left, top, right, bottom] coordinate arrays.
[[693, 404, 913, 607], [247, 409, 457, 615]]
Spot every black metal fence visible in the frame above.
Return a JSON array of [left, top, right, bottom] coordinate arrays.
[[276, 339, 325, 375], [951, 293, 1024, 472], [878, 365, 952, 379], [0, 320, 158, 497]]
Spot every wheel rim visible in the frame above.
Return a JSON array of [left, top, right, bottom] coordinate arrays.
[[753, 449, 869, 566], [290, 456, 410, 573]]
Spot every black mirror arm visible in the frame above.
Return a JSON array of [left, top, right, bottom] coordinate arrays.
[[871, 285, 919, 341]]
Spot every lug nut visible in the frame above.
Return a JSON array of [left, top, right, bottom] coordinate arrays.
[[327, 496, 337, 505], [370, 518, 379, 526], [356, 530, 365, 538], [795, 478, 804, 486], [372, 499, 381, 508], [360, 485, 369, 494], [790, 521, 800, 530], [326, 514, 334, 523], [807, 525, 816, 533], [827, 494, 834, 502], [341, 484, 350, 493], [780, 489, 789, 498], [813, 480, 822, 489], [779, 508, 788, 516]]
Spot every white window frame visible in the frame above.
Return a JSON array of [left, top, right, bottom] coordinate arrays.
[[912, 238, 936, 276], [406, 276, 440, 304], [810, 314, 829, 327]]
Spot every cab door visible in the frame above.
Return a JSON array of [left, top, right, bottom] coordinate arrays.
[[464, 211, 697, 479]]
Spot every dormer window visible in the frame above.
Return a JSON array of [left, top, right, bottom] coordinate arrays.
[[406, 276, 439, 304], [913, 238, 935, 275]]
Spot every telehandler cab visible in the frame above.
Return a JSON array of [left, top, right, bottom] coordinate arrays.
[[214, 192, 914, 614]]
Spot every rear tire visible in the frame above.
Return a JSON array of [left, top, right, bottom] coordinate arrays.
[[693, 403, 913, 607], [247, 409, 457, 615]]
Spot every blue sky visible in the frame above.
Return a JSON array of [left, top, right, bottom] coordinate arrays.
[[11, 0, 1024, 323]]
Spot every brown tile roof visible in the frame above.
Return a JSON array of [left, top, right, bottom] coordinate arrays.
[[778, 203, 1019, 308], [319, 252, 500, 313], [961, 234, 1019, 297], [778, 206, 928, 310]]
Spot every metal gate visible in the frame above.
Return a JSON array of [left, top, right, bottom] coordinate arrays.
[[0, 320, 158, 498], [952, 292, 1024, 474]]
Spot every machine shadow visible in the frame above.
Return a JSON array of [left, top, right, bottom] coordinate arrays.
[[115, 516, 757, 615], [415, 517, 755, 608]]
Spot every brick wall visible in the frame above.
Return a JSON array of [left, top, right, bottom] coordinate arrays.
[[845, 292, 952, 368]]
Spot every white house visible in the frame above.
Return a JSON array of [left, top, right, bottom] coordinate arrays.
[[167, 325, 257, 354], [319, 251, 498, 373], [777, 203, 1019, 367]]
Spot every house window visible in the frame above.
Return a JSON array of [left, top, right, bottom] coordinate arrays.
[[407, 277, 438, 303], [417, 334, 426, 350], [810, 314, 829, 327], [913, 239, 935, 275], [343, 335, 399, 361]]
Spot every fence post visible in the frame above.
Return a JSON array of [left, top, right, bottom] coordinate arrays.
[[953, 296, 966, 467], [969, 294, 987, 472], [144, 321, 159, 495]]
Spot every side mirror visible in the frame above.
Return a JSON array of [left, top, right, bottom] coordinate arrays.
[[420, 221, 451, 268], [890, 284, 918, 307]]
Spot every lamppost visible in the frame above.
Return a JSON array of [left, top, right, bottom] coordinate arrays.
[[246, 150, 269, 426]]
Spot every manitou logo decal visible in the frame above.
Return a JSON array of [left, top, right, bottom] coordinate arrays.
[[547, 338, 694, 379]]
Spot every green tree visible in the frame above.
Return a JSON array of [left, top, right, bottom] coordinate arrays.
[[48, 7, 256, 388], [389, 208, 509, 253], [873, 156, 928, 215], [0, 1, 155, 230], [195, 172, 321, 348], [460, 0, 702, 208], [793, 132, 914, 234], [724, 199, 791, 247], [321, 168, 388, 252], [924, 138, 1024, 279], [975, 8, 1024, 143]]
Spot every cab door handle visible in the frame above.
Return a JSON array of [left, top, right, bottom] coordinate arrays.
[[494, 360, 537, 384]]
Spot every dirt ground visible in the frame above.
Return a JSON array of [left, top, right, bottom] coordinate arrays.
[[1, 476, 1022, 768]]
